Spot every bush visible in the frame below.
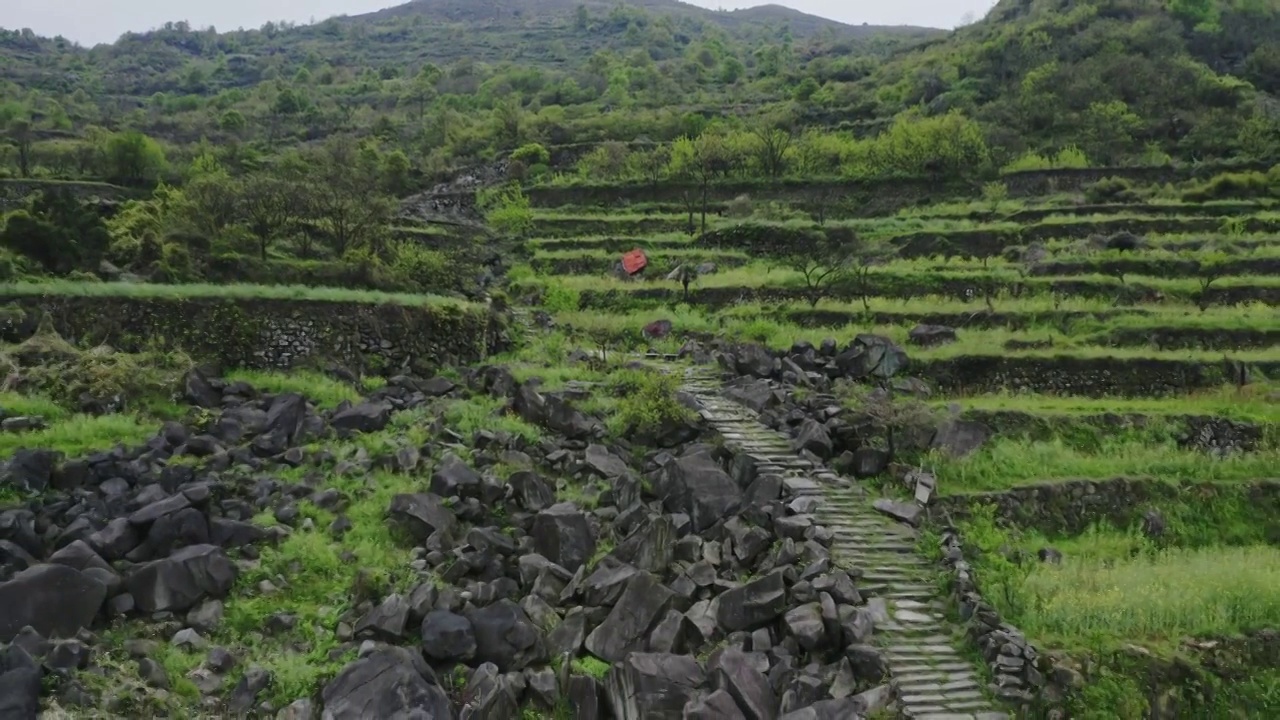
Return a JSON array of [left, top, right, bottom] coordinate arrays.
[[606, 369, 693, 438], [1181, 170, 1273, 201], [540, 280, 580, 313], [511, 143, 551, 167], [1084, 177, 1142, 203]]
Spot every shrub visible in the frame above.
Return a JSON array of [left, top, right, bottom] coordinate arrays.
[[510, 143, 550, 167], [1084, 177, 1142, 203], [540, 280, 581, 313], [606, 369, 693, 438], [1181, 170, 1272, 201]]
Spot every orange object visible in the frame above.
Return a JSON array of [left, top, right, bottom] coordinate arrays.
[[622, 248, 648, 276]]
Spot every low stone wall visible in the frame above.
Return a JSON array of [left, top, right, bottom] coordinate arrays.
[[930, 478, 1280, 537], [920, 356, 1280, 398], [0, 294, 501, 374]]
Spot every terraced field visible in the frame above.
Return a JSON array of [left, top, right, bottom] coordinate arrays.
[[513, 173, 1280, 718]]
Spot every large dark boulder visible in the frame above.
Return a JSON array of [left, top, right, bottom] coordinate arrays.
[[835, 335, 908, 380], [331, 401, 393, 434], [793, 420, 832, 459], [712, 649, 777, 720], [321, 646, 452, 720], [387, 493, 457, 542], [655, 450, 741, 533], [420, 610, 476, 663], [466, 599, 545, 672], [715, 570, 788, 633], [125, 544, 237, 612], [734, 344, 777, 379], [605, 653, 706, 720], [0, 564, 107, 642], [430, 454, 482, 498], [0, 450, 61, 494], [584, 571, 675, 663], [531, 503, 596, 573], [0, 645, 41, 720], [264, 393, 309, 446]]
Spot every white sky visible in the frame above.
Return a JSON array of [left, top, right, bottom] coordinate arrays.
[[1, 0, 998, 46]]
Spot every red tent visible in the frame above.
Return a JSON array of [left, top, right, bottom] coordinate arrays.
[[621, 248, 648, 276]]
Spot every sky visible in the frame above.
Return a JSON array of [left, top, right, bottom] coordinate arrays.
[[1, 0, 998, 47]]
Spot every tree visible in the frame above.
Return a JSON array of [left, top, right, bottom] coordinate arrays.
[[239, 173, 306, 260], [381, 150, 412, 195], [779, 230, 859, 308], [1081, 100, 1143, 165], [750, 115, 796, 178], [305, 136, 394, 258], [404, 64, 441, 123], [102, 131, 167, 186], [670, 134, 731, 233], [479, 183, 534, 237], [5, 119, 34, 178], [0, 189, 110, 273]]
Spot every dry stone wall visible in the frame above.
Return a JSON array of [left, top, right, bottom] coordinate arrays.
[[0, 294, 503, 374]]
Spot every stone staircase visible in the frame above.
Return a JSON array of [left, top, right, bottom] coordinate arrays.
[[678, 365, 1009, 720]]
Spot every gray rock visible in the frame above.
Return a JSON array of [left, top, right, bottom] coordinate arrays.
[[125, 544, 237, 613], [331, 401, 393, 434], [466, 599, 545, 672], [0, 645, 42, 718], [605, 653, 705, 720], [584, 444, 628, 479], [0, 564, 107, 642], [713, 649, 776, 720], [420, 610, 476, 663], [585, 572, 675, 663], [532, 504, 596, 573], [1, 449, 59, 493], [871, 499, 922, 528], [656, 450, 742, 533], [354, 593, 409, 641], [850, 448, 889, 478], [387, 493, 456, 542], [716, 571, 787, 633], [783, 603, 828, 653], [320, 647, 452, 720], [430, 453, 482, 498], [508, 471, 556, 512], [684, 689, 747, 719], [793, 420, 832, 459]]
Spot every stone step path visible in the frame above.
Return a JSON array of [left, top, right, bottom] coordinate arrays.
[[676, 366, 1009, 720]]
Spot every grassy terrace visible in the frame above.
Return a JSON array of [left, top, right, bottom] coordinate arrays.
[[945, 388, 1279, 423], [550, 305, 1278, 358], [0, 281, 474, 307]]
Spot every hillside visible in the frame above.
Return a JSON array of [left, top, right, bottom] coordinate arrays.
[[845, 0, 1280, 160]]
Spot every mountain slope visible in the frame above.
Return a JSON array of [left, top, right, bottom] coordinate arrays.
[[840, 0, 1280, 162]]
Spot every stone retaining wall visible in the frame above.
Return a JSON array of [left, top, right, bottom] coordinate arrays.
[[0, 294, 502, 374], [921, 356, 1280, 398], [929, 478, 1280, 537]]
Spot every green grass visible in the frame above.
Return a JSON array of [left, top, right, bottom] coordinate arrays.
[[0, 391, 68, 421], [0, 413, 157, 457], [931, 435, 1279, 494], [1009, 544, 1280, 645], [0, 281, 473, 307], [442, 395, 543, 443], [946, 386, 1280, 424], [225, 369, 364, 409]]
